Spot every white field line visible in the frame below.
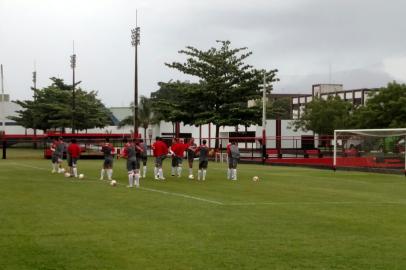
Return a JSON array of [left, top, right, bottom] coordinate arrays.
[[4, 162, 224, 205], [7, 162, 50, 171], [227, 201, 406, 206], [4, 162, 406, 206], [139, 187, 223, 205]]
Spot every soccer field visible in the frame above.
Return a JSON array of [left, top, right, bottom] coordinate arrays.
[[1, 150, 406, 269]]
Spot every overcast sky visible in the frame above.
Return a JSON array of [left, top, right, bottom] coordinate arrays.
[[1, 0, 406, 107]]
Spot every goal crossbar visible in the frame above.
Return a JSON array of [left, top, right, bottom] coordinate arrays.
[[333, 128, 406, 172]]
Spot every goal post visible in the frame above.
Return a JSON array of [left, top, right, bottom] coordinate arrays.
[[333, 128, 406, 174]]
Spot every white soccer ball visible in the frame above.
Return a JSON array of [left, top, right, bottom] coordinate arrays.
[[79, 174, 84, 179], [110, 180, 117, 186], [188, 174, 194, 180], [64, 172, 71, 178], [252, 176, 259, 182]]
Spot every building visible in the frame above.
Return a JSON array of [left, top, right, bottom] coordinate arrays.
[[0, 93, 34, 135], [291, 84, 379, 119]]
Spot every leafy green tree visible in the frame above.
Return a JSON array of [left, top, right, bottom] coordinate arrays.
[[9, 77, 111, 132], [351, 82, 406, 128], [166, 40, 278, 148], [255, 96, 292, 119], [72, 89, 112, 131], [119, 96, 158, 139], [267, 97, 292, 119], [150, 81, 203, 125], [291, 95, 353, 135]]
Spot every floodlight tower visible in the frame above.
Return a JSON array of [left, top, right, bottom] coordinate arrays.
[[260, 71, 271, 164], [32, 62, 37, 137], [70, 43, 77, 134], [0, 64, 4, 134], [131, 12, 140, 137], [32, 63, 37, 92]]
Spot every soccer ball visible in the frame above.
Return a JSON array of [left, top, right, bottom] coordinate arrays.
[[188, 174, 194, 180], [252, 176, 259, 182], [110, 180, 117, 187], [64, 172, 71, 178], [79, 174, 84, 179]]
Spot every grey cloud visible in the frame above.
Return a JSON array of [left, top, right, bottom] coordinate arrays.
[[1, 0, 405, 107]]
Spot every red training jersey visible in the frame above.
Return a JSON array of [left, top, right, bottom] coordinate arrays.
[[171, 142, 187, 158], [152, 140, 168, 157], [68, 143, 81, 158]]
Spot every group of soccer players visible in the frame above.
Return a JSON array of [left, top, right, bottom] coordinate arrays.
[[50, 135, 240, 187], [50, 137, 81, 178]]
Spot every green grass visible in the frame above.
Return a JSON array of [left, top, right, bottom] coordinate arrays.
[[1, 149, 406, 269]]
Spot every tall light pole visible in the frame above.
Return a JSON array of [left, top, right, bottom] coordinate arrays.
[[70, 43, 77, 134], [261, 72, 270, 163], [32, 62, 37, 137], [0, 64, 4, 134], [131, 14, 140, 137]]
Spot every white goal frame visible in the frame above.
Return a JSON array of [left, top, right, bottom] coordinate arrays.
[[333, 128, 406, 172]]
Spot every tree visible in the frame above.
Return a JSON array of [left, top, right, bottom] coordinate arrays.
[[150, 81, 203, 125], [255, 96, 292, 119], [267, 97, 292, 119], [291, 95, 353, 135], [119, 96, 158, 139], [166, 40, 278, 148], [351, 82, 406, 128], [9, 77, 111, 132]]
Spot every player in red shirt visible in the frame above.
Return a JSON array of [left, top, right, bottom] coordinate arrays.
[[67, 138, 81, 178], [152, 136, 168, 180], [170, 138, 188, 177]]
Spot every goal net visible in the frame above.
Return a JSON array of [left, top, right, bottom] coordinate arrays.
[[334, 128, 406, 174]]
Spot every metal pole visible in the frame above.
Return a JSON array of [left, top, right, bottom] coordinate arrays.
[[134, 40, 138, 137], [33, 63, 37, 137], [70, 45, 77, 134], [262, 72, 267, 163], [404, 135, 406, 176], [333, 130, 337, 171], [131, 12, 140, 138], [1, 64, 4, 133]]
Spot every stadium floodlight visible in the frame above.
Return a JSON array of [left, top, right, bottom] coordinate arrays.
[[131, 12, 141, 137], [70, 45, 77, 134], [32, 62, 37, 137], [259, 71, 272, 163], [1, 64, 5, 134], [333, 128, 406, 175]]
